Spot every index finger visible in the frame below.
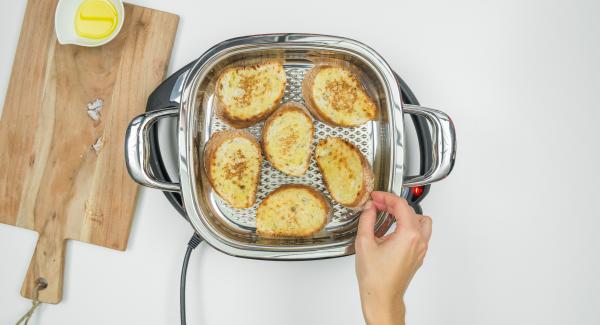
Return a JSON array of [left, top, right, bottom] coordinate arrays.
[[370, 191, 418, 229], [356, 201, 377, 241]]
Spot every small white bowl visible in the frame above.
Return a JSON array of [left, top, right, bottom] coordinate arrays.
[[55, 0, 125, 47]]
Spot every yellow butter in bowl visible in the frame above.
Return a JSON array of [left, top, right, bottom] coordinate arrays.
[[55, 0, 125, 47], [75, 0, 118, 40]]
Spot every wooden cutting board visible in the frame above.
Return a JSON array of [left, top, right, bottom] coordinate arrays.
[[0, 0, 178, 304]]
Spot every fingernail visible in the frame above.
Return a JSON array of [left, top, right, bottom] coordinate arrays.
[[364, 201, 373, 210]]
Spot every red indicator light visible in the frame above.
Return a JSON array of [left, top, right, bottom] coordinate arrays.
[[411, 186, 424, 198]]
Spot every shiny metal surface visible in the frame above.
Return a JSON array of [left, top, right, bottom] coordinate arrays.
[[125, 33, 456, 259], [401, 105, 456, 187], [179, 34, 399, 259], [125, 107, 180, 192]]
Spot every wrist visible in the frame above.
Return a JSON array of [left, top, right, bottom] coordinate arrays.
[[363, 297, 405, 325]]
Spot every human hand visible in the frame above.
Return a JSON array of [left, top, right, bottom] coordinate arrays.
[[355, 191, 432, 325]]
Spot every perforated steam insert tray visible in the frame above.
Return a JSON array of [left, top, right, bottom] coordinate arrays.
[[208, 64, 374, 233]]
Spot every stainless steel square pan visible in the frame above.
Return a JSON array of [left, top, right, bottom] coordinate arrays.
[[125, 34, 456, 260]]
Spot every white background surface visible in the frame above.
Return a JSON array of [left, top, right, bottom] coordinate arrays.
[[1, 0, 600, 324]]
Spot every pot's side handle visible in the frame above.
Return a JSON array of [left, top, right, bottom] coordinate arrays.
[[402, 105, 456, 187], [125, 107, 181, 192]]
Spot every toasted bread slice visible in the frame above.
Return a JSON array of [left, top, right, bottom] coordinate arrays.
[[262, 102, 314, 176], [215, 60, 287, 128], [315, 137, 374, 208], [302, 64, 378, 127], [256, 184, 330, 238], [204, 130, 262, 208]]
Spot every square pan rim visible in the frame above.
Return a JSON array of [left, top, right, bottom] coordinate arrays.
[[177, 34, 404, 259]]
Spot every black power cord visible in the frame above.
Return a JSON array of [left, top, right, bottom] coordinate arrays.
[[181, 233, 203, 325]]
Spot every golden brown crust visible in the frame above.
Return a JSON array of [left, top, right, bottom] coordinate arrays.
[[354, 149, 375, 209], [203, 130, 262, 208], [302, 63, 378, 127], [261, 102, 314, 176], [302, 65, 339, 126], [215, 60, 286, 129], [256, 184, 330, 237], [315, 137, 374, 209]]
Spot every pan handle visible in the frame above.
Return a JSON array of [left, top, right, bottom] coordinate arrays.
[[401, 104, 456, 187], [125, 107, 180, 192]]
